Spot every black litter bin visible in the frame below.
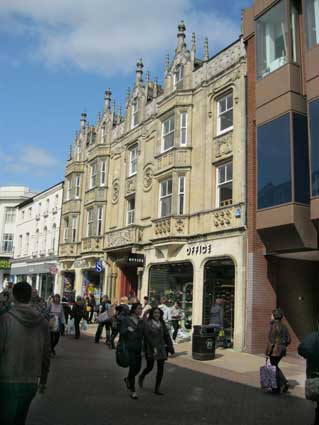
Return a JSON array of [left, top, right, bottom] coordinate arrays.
[[192, 325, 216, 360]]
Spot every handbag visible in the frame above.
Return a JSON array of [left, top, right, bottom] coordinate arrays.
[[260, 358, 277, 390], [116, 338, 130, 368], [97, 311, 109, 323], [305, 377, 319, 401], [80, 319, 88, 331]]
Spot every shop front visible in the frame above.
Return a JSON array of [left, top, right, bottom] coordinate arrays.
[[0, 258, 11, 290], [142, 232, 246, 351]]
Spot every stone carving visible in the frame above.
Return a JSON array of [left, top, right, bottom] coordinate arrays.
[[175, 218, 185, 233], [143, 166, 153, 190], [154, 218, 171, 236], [126, 176, 136, 194], [215, 133, 233, 158], [112, 179, 120, 203], [213, 209, 232, 227], [107, 227, 143, 247]]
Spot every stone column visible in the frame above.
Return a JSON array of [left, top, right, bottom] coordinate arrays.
[[191, 262, 204, 326], [55, 271, 63, 295], [74, 268, 83, 296]]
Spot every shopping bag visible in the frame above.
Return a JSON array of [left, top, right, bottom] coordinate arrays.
[[80, 319, 88, 331], [97, 311, 109, 323], [260, 359, 277, 390], [66, 318, 75, 336], [116, 338, 130, 368], [305, 377, 319, 401], [49, 315, 59, 332]]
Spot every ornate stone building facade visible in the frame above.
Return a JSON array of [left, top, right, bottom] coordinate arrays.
[[58, 22, 247, 350]]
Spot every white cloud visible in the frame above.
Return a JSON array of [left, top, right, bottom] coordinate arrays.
[[0, 0, 240, 76], [0, 145, 59, 176]]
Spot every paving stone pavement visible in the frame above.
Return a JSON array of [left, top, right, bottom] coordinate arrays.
[[27, 333, 315, 425]]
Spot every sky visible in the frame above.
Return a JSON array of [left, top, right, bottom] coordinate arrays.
[[0, 0, 250, 192]]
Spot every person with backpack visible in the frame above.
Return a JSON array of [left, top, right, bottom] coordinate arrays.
[[120, 303, 144, 399], [95, 295, 111, 344], [265, 308, 291, 393]]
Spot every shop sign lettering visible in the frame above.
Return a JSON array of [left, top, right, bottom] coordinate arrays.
[[186, 244, 212, 256]]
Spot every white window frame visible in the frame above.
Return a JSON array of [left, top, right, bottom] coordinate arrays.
[[90, 162, 97, 189], [63, 218, 69, 243], [159, 178, 173, 218], [174, 64, 184, 86], [51, 224, 57, 250], [180, 112, 187, 146], [54, 194, 59, 207], [217, 93, 233, 135], [178, 176, 185, 215], [162, 116, 175, 152], [87, 208, 94, 237], [100, 160, 107, 186], [2, 233, 13, 253], [97, 207, 103, 236], [129, 145, 138, 176], [127, 196, 135, 225], [66, 178, 72, 201], [131, 99, 139, 129], [101, 124, 106, 144], [71, 216, 77, 243], [216, 161, 233, 208], [25, 233, 30, 255], [75, 175, 81, 199], [5, 207, 16, 224]]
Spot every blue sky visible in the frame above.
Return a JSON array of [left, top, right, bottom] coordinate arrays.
[[0, 0, 250, 192]]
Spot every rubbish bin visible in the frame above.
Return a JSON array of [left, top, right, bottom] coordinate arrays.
[[192, 325, 216, 360]]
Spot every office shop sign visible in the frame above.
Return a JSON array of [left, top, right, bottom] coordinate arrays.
[[186, 243, 212, 256]]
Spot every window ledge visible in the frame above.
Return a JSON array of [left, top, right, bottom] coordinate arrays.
[[216, 127, 233, 138]]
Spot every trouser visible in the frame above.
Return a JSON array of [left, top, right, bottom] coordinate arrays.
[[111, 328, 118, 348], [127, 352, 142, 392], [50, 331, 60, 352], [74, 318, 81, 339], [95, 321, 111, 343], [0, 383, 38, 425], [88, 309, 94, 323], [269, 355, 287, 388], [140, 358, 165, 391], [171, 320, 180, 341]]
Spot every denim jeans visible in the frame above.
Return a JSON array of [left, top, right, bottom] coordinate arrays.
[[0, 383, 38, 425]]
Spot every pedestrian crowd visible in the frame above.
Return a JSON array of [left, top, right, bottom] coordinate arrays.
[[1, 280, 319, 424]]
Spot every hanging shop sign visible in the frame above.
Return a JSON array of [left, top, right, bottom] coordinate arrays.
[[186, 244, 212, 256], [95, 260, 103, 273], [128, 253, 145, 266], [0, 259, 11, 269]]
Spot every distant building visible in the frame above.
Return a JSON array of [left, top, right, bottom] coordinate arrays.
[[11, 182, 63, 300], [0, 186, 35, 290]]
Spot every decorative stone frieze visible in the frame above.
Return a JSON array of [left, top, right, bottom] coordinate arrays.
[[143, 165, 153, 191], [112, 180, 120, 203], [126, 176, 136, 194], [214, 131, 233, 159], [105, 226, 143, 248]]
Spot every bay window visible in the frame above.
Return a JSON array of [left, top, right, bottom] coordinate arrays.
[[160, 178, 173, 217], [162, 116, 175, 151], [174, 64, 184, 86], [217, 93, 233, 134], [216, 162, 233, 207], [90, 162, 97, 189], [87, 208, 94, 237], [75, 175, 81, 198], [63, 218, 69, 243], [127, 197, 135, 225], [256, 0, 288, 79], [178, 176, 185, 215], [132, 99, 139, 128], [180, 112, 187, 146], [100, 160, 107, 186], [71, 216, 77, 242], [305, 0, 319, 48], [97, 207, 103, 236], [2, 233, 13, 253], [129, 145, 138, 176]]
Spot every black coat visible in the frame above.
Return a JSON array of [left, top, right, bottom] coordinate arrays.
[[143, 319, 174, 361], [119, 315, 143, 353], [72, 303, 85, 320], [298, 331, 319, 378]]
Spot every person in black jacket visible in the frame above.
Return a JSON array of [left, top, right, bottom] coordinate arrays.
[[138, 307, 174, 396], [298, 320, 319, 425], [120, 303, 143, 399], [95, 296, 111, 344], [71, 296, 85, 339]]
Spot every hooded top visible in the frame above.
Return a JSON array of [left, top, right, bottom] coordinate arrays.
[[0, 303, 50, 384]]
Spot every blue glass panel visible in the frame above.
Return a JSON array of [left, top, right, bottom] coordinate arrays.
[[257, 114, 292, 209], [310, 100, 319, 197], [293, 113, 310, 204]]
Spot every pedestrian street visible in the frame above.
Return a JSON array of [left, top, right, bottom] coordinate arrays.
[[27, 332, 314, 425]]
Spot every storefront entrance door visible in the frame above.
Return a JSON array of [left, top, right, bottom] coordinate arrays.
[[120, 267, 138, 298]]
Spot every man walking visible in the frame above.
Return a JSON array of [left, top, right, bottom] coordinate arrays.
[[0, 281, 51, 425]]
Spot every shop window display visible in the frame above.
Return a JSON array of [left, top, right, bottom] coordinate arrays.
[[203, 258, 235, 348], [148, 262, 193, 336]]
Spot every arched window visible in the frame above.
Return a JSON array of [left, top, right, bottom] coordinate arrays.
[[51, 224, 57, 251], [174, 64, 184, 86]]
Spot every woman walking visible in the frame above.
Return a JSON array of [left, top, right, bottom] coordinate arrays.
[[48, 294, 65, 356], [170, 301, 183, 342], [265, 308, 291, 393], [72, 296, 85, 339], [120, 303, 143, 399], [139, 307, 174, 395]]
